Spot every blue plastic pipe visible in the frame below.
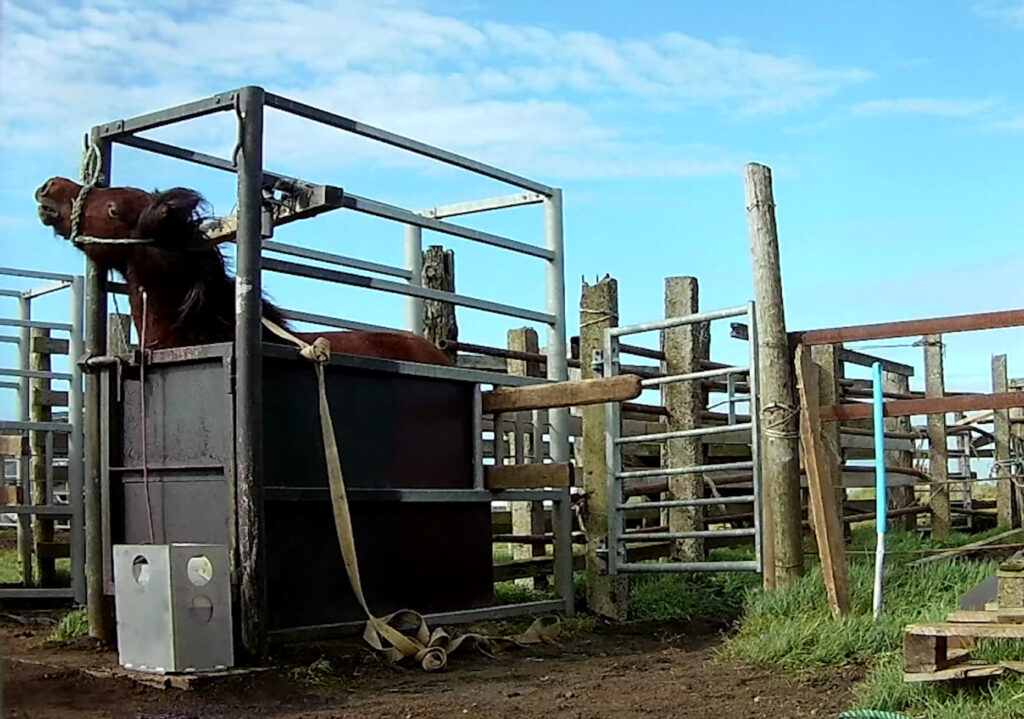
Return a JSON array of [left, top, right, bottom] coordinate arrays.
[[872, 361, 886, 619]]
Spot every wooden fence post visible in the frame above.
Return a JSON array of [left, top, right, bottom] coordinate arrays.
[[1010, 379, 1024, 528], [744, 162, 804, 589], [108, 313, 133, 355], [423, 246, 457, 361], [884, 371, 917, 531], [924, 335, 951, 539], [662, 276, 709, 562], [29, 328, 55, 586], [580, 276, 628, 620], [811, 344, 846, 535], [508, 327, 548, 590], [993, 354, 1018, 529]]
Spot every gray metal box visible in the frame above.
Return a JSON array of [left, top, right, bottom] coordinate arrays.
[[112, 544, 233, 674]]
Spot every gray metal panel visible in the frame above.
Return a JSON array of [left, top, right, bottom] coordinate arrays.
[[113, 544, 174, 672]]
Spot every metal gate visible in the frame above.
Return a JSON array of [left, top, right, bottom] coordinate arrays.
[[603, 303, 763, 575]]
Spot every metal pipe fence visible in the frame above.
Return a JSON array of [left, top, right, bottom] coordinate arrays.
[[0, 267, 84, 602]]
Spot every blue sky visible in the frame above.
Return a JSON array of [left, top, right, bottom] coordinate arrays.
[[3, 0, 1024, 419]]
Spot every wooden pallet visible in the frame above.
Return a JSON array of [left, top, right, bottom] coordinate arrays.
[[904, 615, 1024, 683]]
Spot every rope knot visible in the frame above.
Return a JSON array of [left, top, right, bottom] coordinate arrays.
[[299, 336, 331, 364]]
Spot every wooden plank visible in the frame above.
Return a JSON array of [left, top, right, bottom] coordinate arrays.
[[663, 276, 708, 562], [32, 388, 68, 408], [482, 374, 642, 414], [30, 327, 55, 585], [795, 307, 1024, 346], [904, 663, 1011, 684], [838, 348, 914, 377], [820, 392, 1024, 423], [0, 435, 29, 457], [36, 542, 71, 560], [485, 463, 573, 490], [925, 335, 951, 538], [905, 622, 1024, 639], [745, 162, 802, 590], [795, 345, 850, 618], [0, 486, 23, 504], [29, 335, 69, 355], [883, 370, 917, 531], [908, 528, 1024, 568]]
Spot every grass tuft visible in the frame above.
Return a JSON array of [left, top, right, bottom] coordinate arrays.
[[49, 609, 88, 643]]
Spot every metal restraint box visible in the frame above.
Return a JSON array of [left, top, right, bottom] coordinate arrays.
[[112, 543, 233, 673], [99, 342, 493, 641]]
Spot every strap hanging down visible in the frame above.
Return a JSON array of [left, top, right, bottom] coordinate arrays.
[[259, 318, 559, 671]]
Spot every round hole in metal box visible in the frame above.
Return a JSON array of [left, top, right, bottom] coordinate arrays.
[[189, 595, 214, 624], [131, 556, 150, 585], [186, 556, 213, 587]]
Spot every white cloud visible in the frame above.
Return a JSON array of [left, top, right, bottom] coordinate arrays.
[[0, 0, 867, 181], [987, 115, 1024, 131], [975, 1, 1024, 28], [850, 97, 1001, 117]]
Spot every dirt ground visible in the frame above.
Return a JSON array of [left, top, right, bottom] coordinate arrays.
[[1, 615, 859, 719]]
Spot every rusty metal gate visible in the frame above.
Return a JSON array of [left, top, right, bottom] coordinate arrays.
[[602, 303, 764, 575]]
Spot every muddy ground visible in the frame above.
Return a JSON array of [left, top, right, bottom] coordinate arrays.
[[1, 615, 859, 719]]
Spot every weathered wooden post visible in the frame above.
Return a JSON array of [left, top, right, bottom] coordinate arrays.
[[993, 355, 1018, 529], [581, 276, 628, 619], [662, 276, 709, 562], [423, 245, 457, 361], [744, 162, 804, 589], [811, 344, 846, 535], [508, 327, 548, 589], [29, 328, 58, 586], [924, 335, 951, 538], [884, 371, 916, 531], [108, 313, 133, 355]]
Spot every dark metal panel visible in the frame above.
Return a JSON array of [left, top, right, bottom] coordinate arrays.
[[265, 499, 492, 629]]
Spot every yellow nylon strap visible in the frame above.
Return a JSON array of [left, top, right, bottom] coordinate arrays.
[[259, 318, 560, 670]]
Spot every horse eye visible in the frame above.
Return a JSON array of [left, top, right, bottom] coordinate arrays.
[[107, 203, 120, 218]]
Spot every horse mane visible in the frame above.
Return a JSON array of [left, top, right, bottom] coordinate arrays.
[[137, 187, 290, 336]]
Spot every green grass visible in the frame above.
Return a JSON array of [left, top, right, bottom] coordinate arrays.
[[718, 527, 1024, 719], [50, 608, 88, 643], [0, 545, 72, 585]]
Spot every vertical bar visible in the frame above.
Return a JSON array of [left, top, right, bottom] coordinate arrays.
[[493, 413, 507, 466], [552, 488, 575, 616], [85, 129, 112, 638], [727, 373, 737, 425], [532, 409, 545, 463], [472, 385, 483, 490], [747, 302, 764, 574], [603, 329, 622, 575], [69, 276, 85, 604], [403, 225, 424, 335], [16, 297, 31, 587], [872, 361, 886, 619], [234, 85, 267, 660], [544, 189, 570, 463]]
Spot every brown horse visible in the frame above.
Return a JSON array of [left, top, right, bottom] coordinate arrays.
[[34, 177, 452, 365]]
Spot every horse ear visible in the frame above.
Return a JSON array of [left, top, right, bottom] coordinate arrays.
[[136, 188, 209, 242]]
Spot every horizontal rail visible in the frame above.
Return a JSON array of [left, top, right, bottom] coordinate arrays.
[[0, 266, 77, 283], [0, 381, 18, 391], [265, 92, 555, 196], [0, 420, 73, 433], [116, 135, 290, 188], [483, 375, 641, 413], [820, 392, 1024, 423], [0, 506, 73, 516], [21, 280, 74, 300], [611, 306, 749, 338], [0, 318, 72, 332], [0, 336, 18, 345], [795, 307, 1024, 346], [616, 422, 753, 445], [263, 241, 411, 279], [418, 192, 545, 219], [0, 369, 73, 382], [617, 460, 754, 480], [619, 495, 755, 510], [0, 588, 75, 599], [619, 528, 756, 541], [277, 309, 393, 334], [343, 193, 552, 259], [641, 366, 748, 388], [838, 348, 915, 377], [616, 560, 760, 573], [96, 90, 236, 138], [263, 258, 555, 324], [620, 343, 666, 361], [0, 289, 20, 298]]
